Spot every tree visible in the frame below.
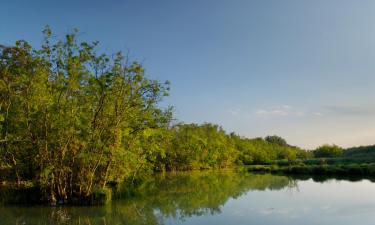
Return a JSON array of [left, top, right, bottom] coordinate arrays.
[[0, 27, 171, 203], [265, 135, 288, 146], [313, 144, 343, 158], [160, 123, 238, 171]]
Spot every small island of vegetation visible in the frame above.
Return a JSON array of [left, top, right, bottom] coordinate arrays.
[[1, 28, 374, 206]]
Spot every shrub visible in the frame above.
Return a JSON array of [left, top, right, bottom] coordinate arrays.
[[313, 144, 343, 158]]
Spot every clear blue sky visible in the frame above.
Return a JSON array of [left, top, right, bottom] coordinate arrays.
[[1, 0, 374, 149]]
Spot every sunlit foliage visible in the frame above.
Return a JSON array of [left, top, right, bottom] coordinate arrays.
[[313, 144, 343, 158], [0, 27, 171, 202]]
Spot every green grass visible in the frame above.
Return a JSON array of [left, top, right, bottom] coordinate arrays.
[[247, 163, 375, 176], [265, 156, 375, 167]]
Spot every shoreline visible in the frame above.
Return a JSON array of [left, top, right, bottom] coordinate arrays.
[[247, 163, 375, 176]]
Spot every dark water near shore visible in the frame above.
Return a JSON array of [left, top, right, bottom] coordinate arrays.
[[0, 171, 374, 225]]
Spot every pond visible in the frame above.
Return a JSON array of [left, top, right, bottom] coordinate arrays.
[[0, 171, 374, 225]]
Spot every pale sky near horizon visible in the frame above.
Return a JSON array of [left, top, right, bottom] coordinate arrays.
[[1, 0, 374, 149]]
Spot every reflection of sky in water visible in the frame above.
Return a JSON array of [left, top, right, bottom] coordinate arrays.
[[168, 179, 375, 225]]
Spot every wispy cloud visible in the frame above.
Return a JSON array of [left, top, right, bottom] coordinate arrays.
[[256, 109, 289, 116], [255, 105, 305, 117], [229, 104, 373, 119]]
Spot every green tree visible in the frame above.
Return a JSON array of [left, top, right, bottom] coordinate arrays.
[[161, 123, 238, 170], [313, 144, 343, 158], [0, 27, 171, 203], [265, 135, 288, 146]]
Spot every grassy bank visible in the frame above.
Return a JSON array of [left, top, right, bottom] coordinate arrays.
[[266, 156, 375, 166], [247, 163, 375, 176]]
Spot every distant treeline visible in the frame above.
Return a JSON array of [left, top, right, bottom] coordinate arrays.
[[344, 145, 375, 157], [0, 28, 374, 204], [247, 144, 375, 176]]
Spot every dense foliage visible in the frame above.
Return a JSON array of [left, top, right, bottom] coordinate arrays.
[[344, 145, 375, 157], [231, 134, 310, 165], [0, 28, 172, 203], [313, 144, 343, 158], [156, 123, 238, 171]]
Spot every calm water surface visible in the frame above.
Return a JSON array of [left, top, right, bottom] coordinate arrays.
[[0, 171, 374, 225]]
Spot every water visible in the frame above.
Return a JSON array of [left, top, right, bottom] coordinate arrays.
[[0, 171, 374, 225]]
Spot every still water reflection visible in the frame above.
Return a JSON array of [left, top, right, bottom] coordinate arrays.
[[0, 171, 374, 225]]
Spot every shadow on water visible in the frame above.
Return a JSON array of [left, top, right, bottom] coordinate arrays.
[[0, 171, 373, 225]]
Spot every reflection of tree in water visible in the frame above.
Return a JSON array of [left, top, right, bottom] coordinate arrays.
[[0, 171, 295, 225]]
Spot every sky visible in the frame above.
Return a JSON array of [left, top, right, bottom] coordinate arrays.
[[1, 0, 374, 149]]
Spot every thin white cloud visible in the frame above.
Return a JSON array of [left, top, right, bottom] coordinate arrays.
[[255, 105, 306, 117], [256, 109, 289, 116], [230, 105, 326, 119]]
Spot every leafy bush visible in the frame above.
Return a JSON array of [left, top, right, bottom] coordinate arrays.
[[313, 144, 343, 158]]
